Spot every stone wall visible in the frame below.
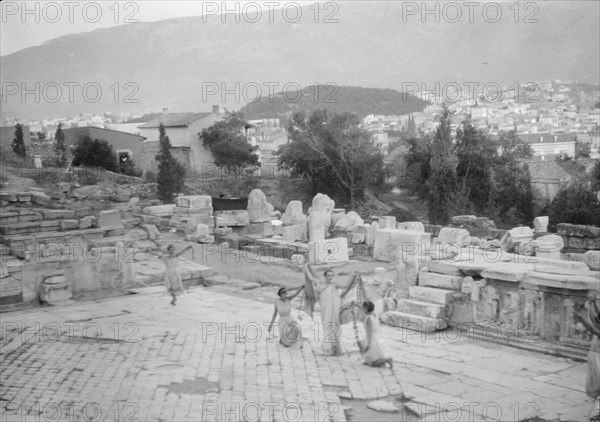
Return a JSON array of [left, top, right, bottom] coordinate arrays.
[[424, 224, 506, 240], [139, 142, 192, 174], [557, 223, 600, 252]]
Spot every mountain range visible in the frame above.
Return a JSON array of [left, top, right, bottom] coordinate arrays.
[[1, 1, 598, 120]]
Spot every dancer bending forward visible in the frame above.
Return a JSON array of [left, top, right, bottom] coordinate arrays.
[[360, 301, 393, 369], [268, 286, 305, 348]]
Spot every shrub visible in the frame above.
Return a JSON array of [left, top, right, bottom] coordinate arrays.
[[71, 136, 118, 172], [386, 207, 418, 222], [547, 182, 600, 231]]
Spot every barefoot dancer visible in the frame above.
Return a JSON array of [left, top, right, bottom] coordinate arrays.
[[304, 263, 355, 356], [268, 286, 305, 348], [149, 243, 193, 305], [359, 301, 393, 369]]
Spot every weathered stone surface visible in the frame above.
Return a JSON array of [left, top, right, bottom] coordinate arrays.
[[396, 299, 445, 319], [366, 401, 399, 413], [379, 216, 396, 229], [500, 226, 534, 253], [437, 228, 469, 246], [143, 204, 175, 217], [419, 272, 463, 290], [308, 193, 335, 227], [330, 209, 346, 228], [409, 286, 455, 304], [0, 192, 18, 202], [214, 210, 249, 227], [357, 224, 375, 246], [524, 272, 599, 290], [308, 210, 327, 242], [78, 216, 94, 230], [282, 225, 306, 242], [533, 216, 549, 233], [98, 210, 122, 228], [175, 195, 212, 209], [557, 223, 600, 238], [121, 218, 141, 230], [281, 201, 307, 227], [308, 238, 349, 264], [334, 211, 364, 231], [381, 311, 447, 332], [351, 232, 365, 244], [396, 221, 424, 232], [247, 189, 274, 223], [140, 224, 160, 240], [30, 191, 51, 206], [60, 220, 79, 231], [374, 229, 430, 262], [426, 261, 463, 276], [42, 209, 75, 220], [584, 250, 600, 271], [481, 269, 525, 282]]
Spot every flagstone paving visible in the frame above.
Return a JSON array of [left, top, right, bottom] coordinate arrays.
[[0, 285, 594, 421]]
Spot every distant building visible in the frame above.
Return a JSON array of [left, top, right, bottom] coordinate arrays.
[[63, 126, 146, 170], [517, 132, 577, 159], [138, 106, 224, 173], [0, 125, 32, 155]]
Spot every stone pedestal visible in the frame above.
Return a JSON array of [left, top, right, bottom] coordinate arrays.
[[374, 229, 431, 262], [533, 216, 549, 233], [247, 189, 274, 223]]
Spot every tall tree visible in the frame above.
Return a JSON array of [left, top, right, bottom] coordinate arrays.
[[278, 109, 384, 209], [11, 123, 26, 158], [427, 106, 457, 224], [54, 123, 68, 167], [71, 136, 118, 172], [156, 123, 186, 204], [200, 111, 259, 176]]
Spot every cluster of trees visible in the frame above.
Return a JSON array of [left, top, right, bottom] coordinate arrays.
[[397, 106, 535, 226], [277, 109, 385, 209], [199, 111, 259, 175]]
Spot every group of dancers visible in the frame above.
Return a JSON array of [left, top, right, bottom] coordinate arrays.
[[268, 263, 393, 369]]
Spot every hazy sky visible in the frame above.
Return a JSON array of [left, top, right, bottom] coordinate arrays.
[[1, 1, 320, 55]]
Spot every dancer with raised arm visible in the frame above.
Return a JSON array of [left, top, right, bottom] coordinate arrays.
[[268, 286, 305, 348], [304, 263, 355, 356], [149, 243, 193, 306]]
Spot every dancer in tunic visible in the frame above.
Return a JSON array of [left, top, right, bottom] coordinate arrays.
[[304, 263, 355, 356], [268, 286, 305, 348], [573, 291, 600, 421], [359, 301, 393, 368], [150, 243, 193, 305]]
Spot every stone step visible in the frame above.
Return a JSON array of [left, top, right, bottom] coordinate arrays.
[[425, 260, 463, 276], [409, 286, 458, 305], [0, 210, 42, 224], [396, 299, 446, 319], [0, 221, 43, 236], [381, 311, 447, 333], [418, 272, 464, 290]]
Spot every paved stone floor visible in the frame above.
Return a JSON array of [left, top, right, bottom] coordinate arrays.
[[0, 285, 594, 421]]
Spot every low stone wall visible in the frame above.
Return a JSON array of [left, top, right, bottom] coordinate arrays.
[[557, 223, 600, 252], [424, 224, 506, 240]]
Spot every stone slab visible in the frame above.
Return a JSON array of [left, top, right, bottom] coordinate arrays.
[[425, 261, 464, 276], [175, 195, 212, 209], [380, 311, 447, 332], [396, 221, 425, 232], [282, 224, 306, 242], [481, 268, 526, 283], [418, 272, 464, 290], [214, 210, 249, 227], [396, 299, 446, 319], [98, 210, 122, 228], [374, 229, 430, 262], [409, 286, 456, 304], [523, 272, 600, 290]]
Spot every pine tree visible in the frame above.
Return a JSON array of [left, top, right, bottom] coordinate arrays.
[[427, 106, 457, 224], [155, 123, 186, 203], [11, 123, 26, 158], [54, 123, 68, 167]]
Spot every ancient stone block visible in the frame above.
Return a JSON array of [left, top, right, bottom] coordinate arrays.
[[533, 216, 549, 233], [357, 224, 375, 246], [308, 210, 327, 242], [584, 250, 600, 271], [437, 228, 470, 246], [214, 210, 249, 227], [351, 232, 365, 244], [98, 210, 122, 228], [247, 189, 274, 223], [419, 272, 464, 290], [60, 220, 79, 231], [374, 229, 430, 262], [17, 192, 32, 202], [308, 193, 335, 227], [380, 311, 447, 332], [308, 238, 349, 264], [524, 272, 599, 290], [175, 195, 212, 209], [330, 209, 346, 228], [396, 299, 445, 319], [142, 204, 175, 217], [281, 201, 307, 226], [334, 211, 364, 231], [121, 218, 141, 230], [396, 221, 425, 232], [379, 216, 396, 229], [30, 191, 51, 206], [78, 216, 94, 230], [501, 226, 534, 253], [282, 225, 306, 242], [42, 209, 75, 220], [408, 285, 455, 304]]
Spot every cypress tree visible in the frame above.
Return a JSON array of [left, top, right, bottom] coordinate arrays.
[[155, 123, 186, 203]]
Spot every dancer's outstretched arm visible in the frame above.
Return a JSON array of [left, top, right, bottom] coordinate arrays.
[[289, 286, 305, 300], [268, 305, 278, 333], [341, 273, 359, 298]]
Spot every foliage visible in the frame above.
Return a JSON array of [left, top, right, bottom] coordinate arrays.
[[556, 152, 573, 161], [277, 109, 385, 209], [385, 207, 418, 222], [36, 131, 46, 141], [427, 106, 457, 225], [200, 111, 260, 174], [399, 135, 431, 201], [592, 160, 600, 192], [11, 124, 26, 158], [143, 171, 157, 183], [155, 123, 186, 203], [118, 156, 142, 177], [547, 181, 600, 231], [240, 85, 427, 120], [54, 123, 68, 167], [71, 136, 118, 172]]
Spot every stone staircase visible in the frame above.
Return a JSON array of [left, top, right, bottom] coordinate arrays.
[[383, 269, 465, 333]]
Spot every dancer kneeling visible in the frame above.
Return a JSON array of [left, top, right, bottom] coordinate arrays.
[[359, 301, 393, 369], [268, 286, 305, 348]]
